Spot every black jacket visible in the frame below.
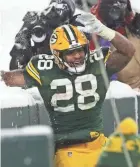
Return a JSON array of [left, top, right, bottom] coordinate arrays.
[[9, 4, 84, 70]]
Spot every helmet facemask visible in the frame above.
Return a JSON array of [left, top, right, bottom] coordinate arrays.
[[62, 45, 88, 74]]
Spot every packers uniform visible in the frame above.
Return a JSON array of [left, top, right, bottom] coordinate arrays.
[[24, 52, 110, 142], [23, 24, 111, 167]]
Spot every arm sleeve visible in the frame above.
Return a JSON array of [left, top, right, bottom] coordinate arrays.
[[23, 56, 42, 88]]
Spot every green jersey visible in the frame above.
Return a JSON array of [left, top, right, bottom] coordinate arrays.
[[97, 133, 140, 167], [23, 53, 111, 144]]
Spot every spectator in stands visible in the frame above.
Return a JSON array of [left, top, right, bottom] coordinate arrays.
[[90, 0, 140, 91], [9, 0, 83, 70], [96, 117, 140, 167]]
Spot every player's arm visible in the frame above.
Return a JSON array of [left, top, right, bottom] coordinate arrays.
[[0, 70, 26, 87], [1, 56, 41, 88], [110, 32, 135, 58], [76, 13, 135, 73], [105, 32, 135, 74]]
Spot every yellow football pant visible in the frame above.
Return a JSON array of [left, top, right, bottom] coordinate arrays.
[[55, 133, 107, 167]]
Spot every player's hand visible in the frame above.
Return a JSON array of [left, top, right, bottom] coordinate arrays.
[[76, 13, 115, 41], [76, 13, 104, 34]]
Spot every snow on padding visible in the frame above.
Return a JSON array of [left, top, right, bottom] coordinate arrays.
[[105, 81, 137, 99], [0, 81, 38, 108]]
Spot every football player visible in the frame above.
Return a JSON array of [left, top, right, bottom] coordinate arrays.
[[1, 13, 135, 167]]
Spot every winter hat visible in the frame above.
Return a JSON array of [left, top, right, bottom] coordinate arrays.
[[116, 117, 138, 135]]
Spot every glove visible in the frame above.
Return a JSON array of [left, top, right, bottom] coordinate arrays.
[[76, 13, 116, 41]]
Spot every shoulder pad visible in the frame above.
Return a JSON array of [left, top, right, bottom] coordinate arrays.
[[23, 11, 38, 24]]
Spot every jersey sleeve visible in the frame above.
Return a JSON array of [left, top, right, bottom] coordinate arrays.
[[23, 56, 42, 88]]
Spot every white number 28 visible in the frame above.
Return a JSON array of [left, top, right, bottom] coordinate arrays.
[[50, 74, 100, 112]]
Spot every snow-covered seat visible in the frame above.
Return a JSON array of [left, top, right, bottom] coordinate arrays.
[[0, 82, 51, 129]]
